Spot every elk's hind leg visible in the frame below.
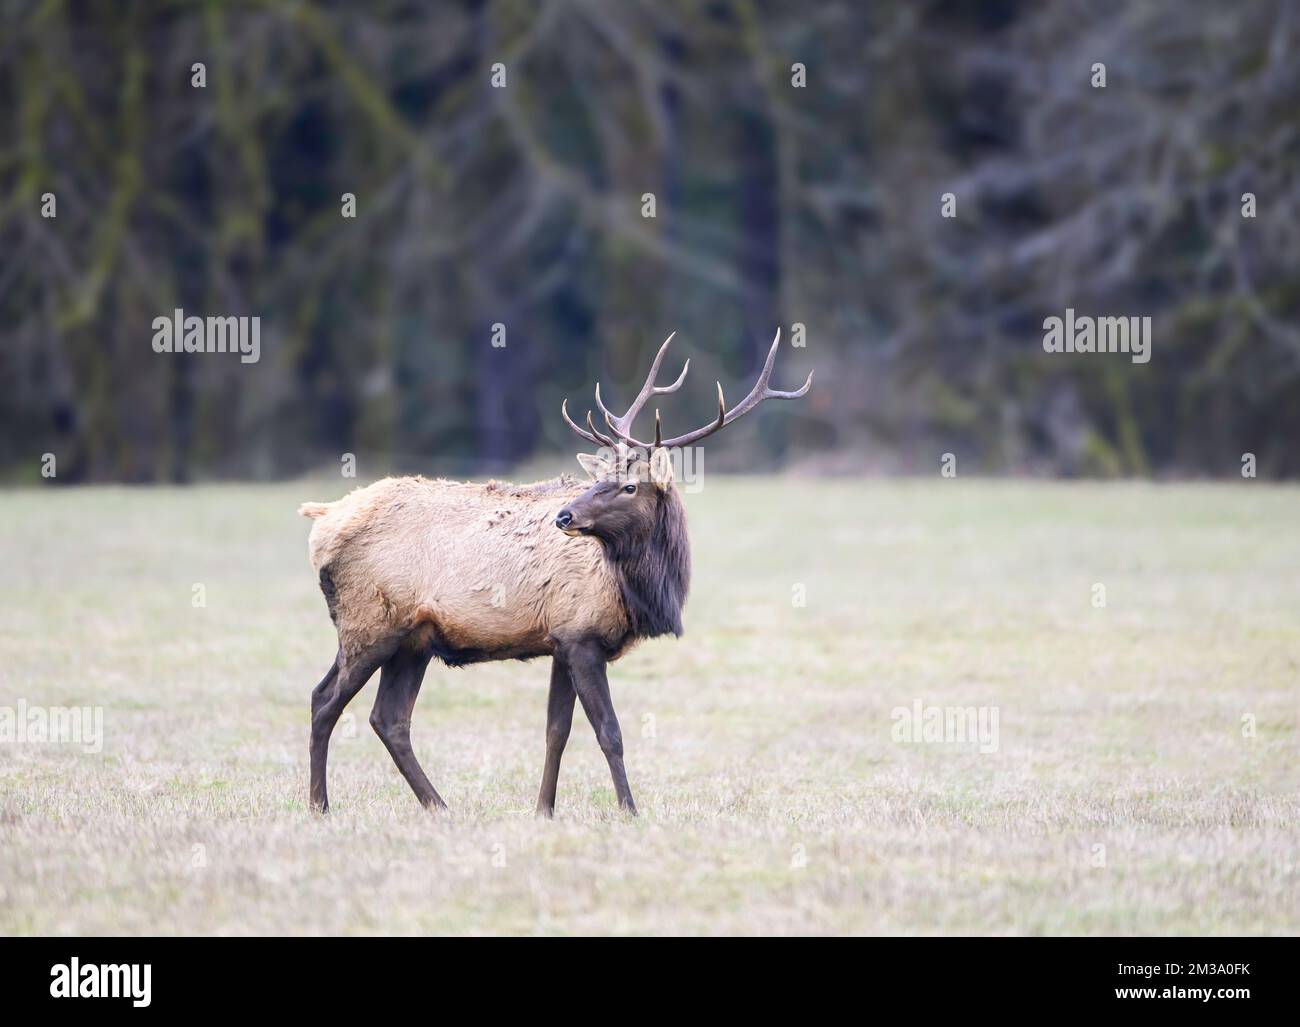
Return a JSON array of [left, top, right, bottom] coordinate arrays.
[[310, 640, 398, 813], [370, 644, 446, 810], [535, 658, 577, 817]]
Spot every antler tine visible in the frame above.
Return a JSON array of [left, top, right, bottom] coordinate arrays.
[[767, 369, 815, 399], [593, 381, 618, 431], [585, 409, 616, 448], [595, 333, 689, 445], [655, 357, 690, 398], [562, 398, 602, 446], [731, 327, 812, 411], [636, 331, 689, 405], [658, 328, 811, 449], [561, 397, 619, 448]]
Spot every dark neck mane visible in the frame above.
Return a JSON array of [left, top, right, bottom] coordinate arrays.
[[603, 489, 691, 639]]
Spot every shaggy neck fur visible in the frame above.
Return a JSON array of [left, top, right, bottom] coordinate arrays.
[[601, 488, 691, 639]]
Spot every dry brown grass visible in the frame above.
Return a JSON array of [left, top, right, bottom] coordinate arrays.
[[1, 477, 1297, 934]]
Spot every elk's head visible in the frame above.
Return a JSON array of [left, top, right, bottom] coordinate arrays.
[[555, 448, 675, 540], [556, 327, 813, 543], [556, 329, 811, 639]]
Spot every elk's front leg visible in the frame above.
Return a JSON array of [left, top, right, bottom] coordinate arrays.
[[563, 639, 637, 814], [536, 658, 577, 817]]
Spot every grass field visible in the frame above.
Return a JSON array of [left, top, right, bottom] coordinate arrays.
[[1, 476, 1297, 935]]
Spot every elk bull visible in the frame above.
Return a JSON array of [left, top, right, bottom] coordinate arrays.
[[299, 329, 811, 815]]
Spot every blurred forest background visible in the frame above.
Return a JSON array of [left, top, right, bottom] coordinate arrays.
[[1, 0, 1298, 483]]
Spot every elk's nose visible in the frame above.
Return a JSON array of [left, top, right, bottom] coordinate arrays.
[[555, 509, 573, 530]]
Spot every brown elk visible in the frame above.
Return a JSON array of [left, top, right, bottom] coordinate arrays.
[[299, 329, 811, 815]]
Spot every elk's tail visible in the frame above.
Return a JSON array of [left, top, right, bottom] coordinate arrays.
[[298, 501, 332, 519]]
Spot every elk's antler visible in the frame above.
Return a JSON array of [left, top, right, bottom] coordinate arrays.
[[594, 331, 689, 444], [561, 399, 618, 448], [561, 329, 812, 450], [562, 331, 687, 448]]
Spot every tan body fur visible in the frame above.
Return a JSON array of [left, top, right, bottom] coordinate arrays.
[[301, 474, 636, 664]]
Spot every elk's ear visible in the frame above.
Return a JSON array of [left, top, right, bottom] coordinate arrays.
[[576, 452, 614, 479], [648, 447, 675, 489]]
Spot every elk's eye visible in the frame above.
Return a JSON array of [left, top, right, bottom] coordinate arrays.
[[622, 483, 637, 494]]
